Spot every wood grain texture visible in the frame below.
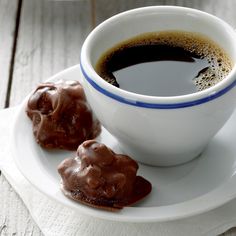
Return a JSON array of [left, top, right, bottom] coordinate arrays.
[[94, 0, 236, 27], [0, 175, 43, 235], [9, 0, 92, 106], [2, 0, 92, 235], [0, 0, 18, 108]]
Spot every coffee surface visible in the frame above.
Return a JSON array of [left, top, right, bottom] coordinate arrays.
[[96, 31, 232, 96]]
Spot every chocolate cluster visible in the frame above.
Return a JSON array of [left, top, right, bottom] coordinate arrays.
[[58, 140, 152, 210], [26, 80, 101, 150]]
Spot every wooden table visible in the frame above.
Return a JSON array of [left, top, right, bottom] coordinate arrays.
[[0, 0, 236, 235]]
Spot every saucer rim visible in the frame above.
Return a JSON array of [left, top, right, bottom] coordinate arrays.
[[11, 65, 236, 222]]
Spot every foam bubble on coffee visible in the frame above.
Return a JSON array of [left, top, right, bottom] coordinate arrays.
[[142, 31, 232, 92]]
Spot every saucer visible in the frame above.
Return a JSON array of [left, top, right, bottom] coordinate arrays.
[[12, 65, 236, 222]]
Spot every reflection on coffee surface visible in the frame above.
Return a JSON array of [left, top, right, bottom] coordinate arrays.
[[96, 31, 232, 96]]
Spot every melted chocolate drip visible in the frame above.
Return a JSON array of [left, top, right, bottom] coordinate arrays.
[[58, 140, 152, 210]]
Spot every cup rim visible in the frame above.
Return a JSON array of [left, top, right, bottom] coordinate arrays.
[[80, 6, 236, 109]]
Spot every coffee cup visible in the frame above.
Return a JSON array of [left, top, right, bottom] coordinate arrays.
[[80, 6, 236, 166]]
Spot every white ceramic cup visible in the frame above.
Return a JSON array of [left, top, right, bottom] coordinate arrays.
[[80, 6, 236, 166]]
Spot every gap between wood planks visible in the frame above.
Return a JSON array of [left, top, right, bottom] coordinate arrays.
[[1, 0, 22, 176], [4, 0, 96, 108], [4, 0, 23, 108], [91, 0, 96, 28]]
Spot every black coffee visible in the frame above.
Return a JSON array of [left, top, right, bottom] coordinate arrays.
[[96, 31, 232, 96]]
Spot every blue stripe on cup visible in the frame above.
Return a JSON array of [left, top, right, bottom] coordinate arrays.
[[80, 63, 236, 109]]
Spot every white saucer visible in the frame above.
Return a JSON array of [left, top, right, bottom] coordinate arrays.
[[12, 65, 236, 222]]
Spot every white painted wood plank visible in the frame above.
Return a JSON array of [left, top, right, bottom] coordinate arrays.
[[9, 0, 92, 106], [0, 0, 18, 108], [94, 0, 236, 28], [2, 0, 92, 235]]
